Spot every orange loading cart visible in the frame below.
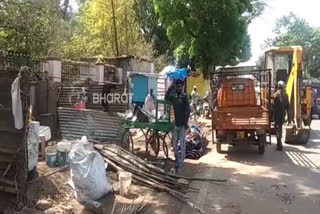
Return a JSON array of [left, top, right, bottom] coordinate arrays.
[[211, 67, 272, 154]]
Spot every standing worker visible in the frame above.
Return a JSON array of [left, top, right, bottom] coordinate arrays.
[[165, 80, 190, 172], [191, 85, 199, 121], [144, 89, 155, 113], [273, 81, 290, 151]]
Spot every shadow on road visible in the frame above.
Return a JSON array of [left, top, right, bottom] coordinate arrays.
[[224, 144, 320, 169]]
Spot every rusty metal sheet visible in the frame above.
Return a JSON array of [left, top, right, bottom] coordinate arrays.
[[58, 83, 128, 112], [57, 107, 124, 141]]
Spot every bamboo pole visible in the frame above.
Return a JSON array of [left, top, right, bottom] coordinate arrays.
[[97, 144, 227, 182], [99, 150, 192, 192], [102, 156, 208, 214], [99, 147, 200, 191]]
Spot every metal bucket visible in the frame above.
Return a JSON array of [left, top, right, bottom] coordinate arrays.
[[57, 142, 72, 166], [46, 152, 57, 168]]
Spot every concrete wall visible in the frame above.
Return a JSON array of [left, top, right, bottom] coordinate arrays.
[[130, 59, 154, 73], [106, 57, 154, 83]]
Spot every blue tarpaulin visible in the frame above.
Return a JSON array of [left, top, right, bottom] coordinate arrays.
[[165, 67, 188, 80]]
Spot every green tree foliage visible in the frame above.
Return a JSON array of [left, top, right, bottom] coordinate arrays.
[[264, 12, 320, 78], [153, 0, 265, 73], [132, 0, 172, 57], [0, 0, 73, 56], [62, 0, 156, 59]]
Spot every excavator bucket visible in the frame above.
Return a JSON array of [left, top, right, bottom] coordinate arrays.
[[285, 127, 310, 144]]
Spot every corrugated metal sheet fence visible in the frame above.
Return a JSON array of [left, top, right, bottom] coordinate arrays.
[[57, 83, 128, 113], [58, 108, 124, 141]]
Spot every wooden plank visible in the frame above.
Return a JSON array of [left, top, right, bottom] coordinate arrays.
[[0, 184, 17, 194], [0, 155, 24, 164]]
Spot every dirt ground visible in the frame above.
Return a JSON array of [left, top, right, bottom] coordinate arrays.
[[19, 130, 185, 214], [23, 161, 180, 214], [8, 117, 320, 214], [179, 119, 320, 214]]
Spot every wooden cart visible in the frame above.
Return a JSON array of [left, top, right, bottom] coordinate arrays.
[[120, 100, 173, 159]]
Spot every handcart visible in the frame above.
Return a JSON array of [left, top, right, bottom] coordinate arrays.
[[120, 100, 173, 159]]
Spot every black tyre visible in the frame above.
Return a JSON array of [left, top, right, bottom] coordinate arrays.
[[216, 142, 222, 153], [258, 145, 265, 154], [258, 134, 266, 155]]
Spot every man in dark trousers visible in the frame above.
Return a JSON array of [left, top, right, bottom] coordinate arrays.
[[165, 79, 190, 172], [273, 81, 290, 151]]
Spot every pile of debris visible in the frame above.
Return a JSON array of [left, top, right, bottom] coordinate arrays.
[[185, 124, 208, 159], [95, 143, 226, 214]]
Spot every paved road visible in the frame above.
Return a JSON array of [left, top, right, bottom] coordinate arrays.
[[180, 120, 320, 214]]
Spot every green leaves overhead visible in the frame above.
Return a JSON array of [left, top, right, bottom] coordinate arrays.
[[63, 0, 156, 59], [264, 13, 320, 78], [0, 0, 264, 73], [153, 0, 263, 72], [133, 0, 172, 57], [0, 0, 73, 56]]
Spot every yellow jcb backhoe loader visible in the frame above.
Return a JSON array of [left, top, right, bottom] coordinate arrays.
[[264, 46, 312, 144]]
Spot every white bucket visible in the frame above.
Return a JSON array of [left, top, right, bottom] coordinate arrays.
[[57, 141, 72, 151], [118, 172, 132, 196]]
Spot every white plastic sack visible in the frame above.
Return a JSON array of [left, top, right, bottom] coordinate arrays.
[[69, 139, 111, 202], [11, 75, 23, 130]]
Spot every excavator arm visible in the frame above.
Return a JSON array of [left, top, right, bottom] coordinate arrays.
[[265, 46, 311, 144], [284, 47, 310, 144], [285, 47, 302, 129]]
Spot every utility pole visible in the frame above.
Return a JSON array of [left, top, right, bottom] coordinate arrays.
[[125, 3, 129, 55], [111, 0, 119, 56]]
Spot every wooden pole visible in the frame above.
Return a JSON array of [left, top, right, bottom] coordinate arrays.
[[125, 3, 129, 54], [111, 0, 119, 56]]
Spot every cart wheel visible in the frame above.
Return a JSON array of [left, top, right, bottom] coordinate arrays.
[[121, 129, 134, 153], [160, 132, 170, 159], [145, 128, 152, 140], [164, 131, 173, 148], [146, 131, 160, 158], [166, 132, 173, 146]]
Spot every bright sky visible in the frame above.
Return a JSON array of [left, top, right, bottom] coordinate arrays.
[[247, 0, 320, 64], [70, 0, 320, 64]]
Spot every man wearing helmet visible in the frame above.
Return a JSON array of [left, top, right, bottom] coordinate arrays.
[[273, 80, 290, 151]]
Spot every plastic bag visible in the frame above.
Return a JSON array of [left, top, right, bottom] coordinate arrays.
[[69, 137, 111, 202], [11, 76, 23, 129]]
